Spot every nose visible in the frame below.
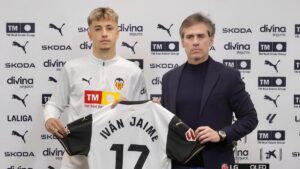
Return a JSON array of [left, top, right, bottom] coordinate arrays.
[[193, 37, 200, 46], [102, 29, 108, 37]]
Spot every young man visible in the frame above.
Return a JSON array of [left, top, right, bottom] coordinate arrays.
[[43, 7, 148, 169], [161, 13, 258, 169]]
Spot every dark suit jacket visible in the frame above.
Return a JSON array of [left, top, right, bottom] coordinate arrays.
[[161, 57, 258, 169]]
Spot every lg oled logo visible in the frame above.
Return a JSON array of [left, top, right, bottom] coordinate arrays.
[[49, 23, 65, 36], [6, 22, 35, 37], [122, 41, 138, 54], [223, 59, 251, 73], [157, 24, 173, 37]]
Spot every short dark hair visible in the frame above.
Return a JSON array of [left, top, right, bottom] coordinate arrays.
[[179, 13, 215, 38]]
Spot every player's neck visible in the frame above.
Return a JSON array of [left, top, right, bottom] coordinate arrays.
[[93, 48, 116, 60]]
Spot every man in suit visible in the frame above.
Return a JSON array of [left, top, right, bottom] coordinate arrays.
[[161, 13, 258, 169]]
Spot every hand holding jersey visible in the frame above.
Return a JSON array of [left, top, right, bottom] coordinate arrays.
[[45, 118, 68, 138], [58, 101, 205, 169]]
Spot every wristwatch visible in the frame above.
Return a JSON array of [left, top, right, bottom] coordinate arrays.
[[218, 130, 227, 141]]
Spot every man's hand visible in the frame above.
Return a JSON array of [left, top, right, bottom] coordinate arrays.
[[45, 118, 68, 139], [195, 126, 220, 144]]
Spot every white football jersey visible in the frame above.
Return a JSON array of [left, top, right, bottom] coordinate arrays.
[[58, 101, 204, 169]]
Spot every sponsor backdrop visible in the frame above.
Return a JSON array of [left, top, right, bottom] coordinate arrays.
[[1, 0, 299, 168]]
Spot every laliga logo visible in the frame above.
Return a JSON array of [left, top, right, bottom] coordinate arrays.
[[115, 78, 124, 90], [185, 128, 196, 141]]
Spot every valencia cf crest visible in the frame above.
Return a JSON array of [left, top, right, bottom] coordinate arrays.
[[185, 128, 196, 141], [115, 78, 124, 90]]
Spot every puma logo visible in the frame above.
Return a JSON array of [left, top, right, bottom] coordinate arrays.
[[49, 23, 65, 36], [12, 94, 28, 107], [48, 76, 57, 83], [121, 41, 138, 54], [12, 41, 29, 54], [157, 24, 173, 37], [265, 60, 280, 73], [12, 130, 28, 143], [264, 94, 280, 107], [82, 77, 92, 85], [48, 166, 55, 169]]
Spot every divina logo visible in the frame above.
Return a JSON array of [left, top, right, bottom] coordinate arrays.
[[12, 41, 29, 54], [5, 62, 35, 69], [234, 149, 249, 161], [43, 59, 66, 70], [12, 94, 28, 107], [260, 24, 286, 32], [49, 23, 65, 36], [42, 148, 64, 157], [12, 130, 28, 143], [42, 45, 72, 50], [119, 24, 143, 32], [7, 76, 34, 89], [264, 94, 280, 107], [222, 27, 252, 34], [121, 41, 138, 54], [80, 41, 92, 50], [157, 24, 173, 37], [224, 42, 250, 55], [265, 60, 280, 73], [151, 77, 162, 85]]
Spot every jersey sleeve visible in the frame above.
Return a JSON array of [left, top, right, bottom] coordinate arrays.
[[130, 70, 148, 101], [43, 65, 71, 122], [58, 114, 93, 156], [166, 116, 205, 164]]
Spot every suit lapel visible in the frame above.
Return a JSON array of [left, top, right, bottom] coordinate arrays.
[[199, 58, 220, 115], [170, 63, 185, 114]]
